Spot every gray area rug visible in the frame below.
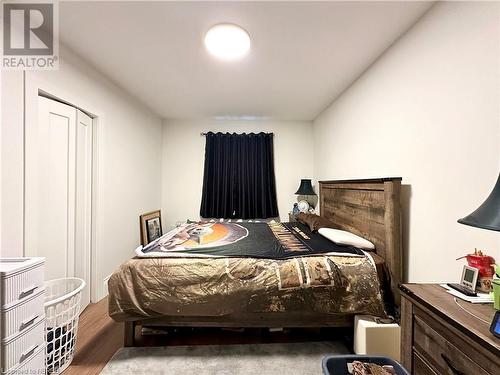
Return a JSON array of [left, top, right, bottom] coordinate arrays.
[[101, 341, 349, 375]]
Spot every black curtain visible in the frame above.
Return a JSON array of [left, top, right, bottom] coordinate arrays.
[[200, 132, 279, 219]]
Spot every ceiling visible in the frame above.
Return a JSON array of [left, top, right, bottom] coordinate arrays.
[[59, 1, 433, 121]]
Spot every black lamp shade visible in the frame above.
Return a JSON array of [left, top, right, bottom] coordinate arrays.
[[458, 173, 500, 232], [295, 179, 316, 196]]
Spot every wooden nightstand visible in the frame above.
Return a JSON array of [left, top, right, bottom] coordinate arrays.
[[400, 284, 500, 375]]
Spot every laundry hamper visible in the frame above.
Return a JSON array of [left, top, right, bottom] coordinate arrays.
[[44, 278, 85, 374]]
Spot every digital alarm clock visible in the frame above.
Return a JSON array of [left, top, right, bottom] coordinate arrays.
[[447, 265, 479, 296], [490, 310, 500, 339]]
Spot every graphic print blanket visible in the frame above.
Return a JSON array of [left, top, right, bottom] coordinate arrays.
[[135, 221, 364, 259]]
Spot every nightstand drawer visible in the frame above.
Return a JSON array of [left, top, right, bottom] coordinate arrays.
[[413, 315, 489, 375], [413, 351, 437, 375], [400, 285, 500, 375]]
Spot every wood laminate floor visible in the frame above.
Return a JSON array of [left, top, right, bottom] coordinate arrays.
[[65, 298, 123, 375], [65, 298, 352, 375]]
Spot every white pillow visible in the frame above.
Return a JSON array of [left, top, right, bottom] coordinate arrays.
[[318, 227, 375, 250]]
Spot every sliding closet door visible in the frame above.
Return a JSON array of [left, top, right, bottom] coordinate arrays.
[[74, 110, 92, 309], [25, 96, 92, 310], [26, 97, 77, 280]]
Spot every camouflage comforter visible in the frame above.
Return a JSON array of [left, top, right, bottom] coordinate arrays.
[[108, 253, 386, 322]]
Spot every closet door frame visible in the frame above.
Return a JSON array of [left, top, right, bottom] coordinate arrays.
[[24, 74, 102, 303]]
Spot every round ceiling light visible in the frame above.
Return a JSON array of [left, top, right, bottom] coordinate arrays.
[[204, 23, 251, 60]]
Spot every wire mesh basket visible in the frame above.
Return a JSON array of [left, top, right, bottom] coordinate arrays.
[[44, 278, 85, 374]]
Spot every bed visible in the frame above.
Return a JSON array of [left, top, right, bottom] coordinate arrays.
[[108, 177, 402, 346]]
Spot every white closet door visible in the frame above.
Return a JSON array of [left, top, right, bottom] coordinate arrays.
[[26, 97, 76, 281], [25, 96, 92, 311], [74, 110, 92, 309]]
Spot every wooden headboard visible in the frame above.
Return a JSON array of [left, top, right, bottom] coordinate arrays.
[[319, 177, 403, 306]]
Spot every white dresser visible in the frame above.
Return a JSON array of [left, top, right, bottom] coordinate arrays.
[[0, 258, 46, 374]]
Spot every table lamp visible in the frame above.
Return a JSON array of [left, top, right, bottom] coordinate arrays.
[[295, 179, 316, 196], [295, 179, 317, 213], [458, 173, 500, 231]]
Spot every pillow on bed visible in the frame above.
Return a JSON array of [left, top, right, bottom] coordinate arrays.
[[318, 227, 375, 250], [296, 213, 338, 232]]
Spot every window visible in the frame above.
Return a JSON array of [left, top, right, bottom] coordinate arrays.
[[200, 132, 279, 219]]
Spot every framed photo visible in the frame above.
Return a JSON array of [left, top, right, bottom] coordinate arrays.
[[140, 210, 163, 245]]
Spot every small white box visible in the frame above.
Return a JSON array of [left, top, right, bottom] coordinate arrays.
[[354, 315, 401, 361]]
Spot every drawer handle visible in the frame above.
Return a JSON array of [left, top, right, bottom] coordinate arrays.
[[441, 353, 465, 375], [19, 344, 38, 364], [19, 285, 38, 299], [19, 314, 39, 331]]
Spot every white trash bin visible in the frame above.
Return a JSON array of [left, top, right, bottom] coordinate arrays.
[[44, 278, 85, 374]]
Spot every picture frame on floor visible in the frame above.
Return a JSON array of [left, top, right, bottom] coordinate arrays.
[[140, 210, 162, 245]]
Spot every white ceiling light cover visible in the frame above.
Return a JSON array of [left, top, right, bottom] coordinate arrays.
[[204, 23, 251, 60]]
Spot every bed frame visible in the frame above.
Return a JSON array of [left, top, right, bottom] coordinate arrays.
[[318, 177, 403, 308], [123, 177, 403, 346]]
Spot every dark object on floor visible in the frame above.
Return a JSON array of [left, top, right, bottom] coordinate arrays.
[[322, 355, 410, 375]]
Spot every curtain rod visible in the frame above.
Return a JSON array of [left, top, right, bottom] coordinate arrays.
[[200, 132, 274, 136]]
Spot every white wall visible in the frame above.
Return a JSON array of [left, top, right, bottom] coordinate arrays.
[[1, 45, 162, 300], [313, 1, 500, 283], [1, 71, 24, 258], [161, 119, 313, 229]]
